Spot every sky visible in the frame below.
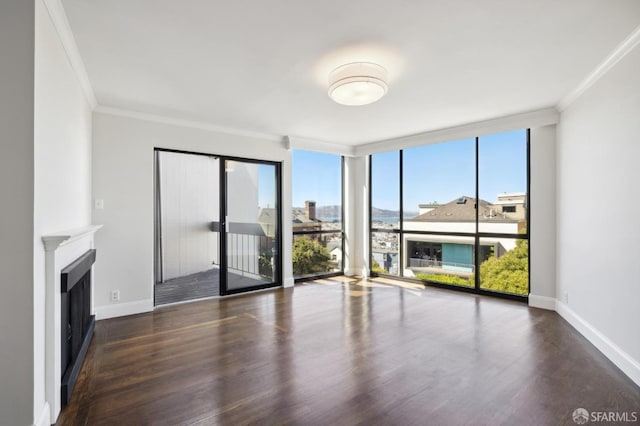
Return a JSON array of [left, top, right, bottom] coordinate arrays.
[[258, 164, 277, 208], [291, 150, 342, 207], [283, 128, 527, 211], [372, 129, 527, 211]]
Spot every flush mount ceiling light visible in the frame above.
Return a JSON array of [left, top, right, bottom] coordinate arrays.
[[328, 62, 388, 106]]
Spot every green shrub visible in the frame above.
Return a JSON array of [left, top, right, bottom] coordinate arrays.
[[416, 273, 471, 287]]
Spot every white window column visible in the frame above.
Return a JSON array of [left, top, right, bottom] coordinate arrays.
[[343, 155, 369, 277]]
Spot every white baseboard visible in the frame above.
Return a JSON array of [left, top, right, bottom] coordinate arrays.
[[35, 402, 50, 426], [283, 277, 294, 288], [528, 294, 556, 310], [556, 301, 640, 387], [95, 299, 154, 320]]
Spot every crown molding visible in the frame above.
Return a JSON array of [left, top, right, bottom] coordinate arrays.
[[284, 135, 356, 157], [41, 0, 97, 109], [353, 107, 559, 157], [557, 24, 640, 112], [94, 105, 284, 143]]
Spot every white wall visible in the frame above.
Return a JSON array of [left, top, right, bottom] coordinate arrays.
[[92, 112, 292, 319], [528, 125, 556, 307], [0, 1, 92, 423], [0, 2, 35, 425], [557, 44, 640, 385], [33, 0, 94, 423]]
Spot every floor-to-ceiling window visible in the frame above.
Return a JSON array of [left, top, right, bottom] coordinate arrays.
[[292, 150, 344, 280], [369, 129, 529, 298], [477, 132, 529, 295], [370, 151, 400, 275], [403, 138, 477, 289]]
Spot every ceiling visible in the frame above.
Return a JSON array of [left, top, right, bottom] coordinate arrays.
[[61, 0, 640, 145]]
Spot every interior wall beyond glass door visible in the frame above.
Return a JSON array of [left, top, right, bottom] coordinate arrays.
[[224, 160, 280, 292], [155, 150, 220, 305]]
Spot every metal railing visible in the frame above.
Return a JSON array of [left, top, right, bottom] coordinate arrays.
[[226, 232, 276, 280], [407, 258, 475, 272]]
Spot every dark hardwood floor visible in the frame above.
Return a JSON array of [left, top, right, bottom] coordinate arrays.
[[57, 276, 640, 426]]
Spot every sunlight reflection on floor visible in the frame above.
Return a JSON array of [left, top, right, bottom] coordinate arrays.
[[302, 275, 426, 297]]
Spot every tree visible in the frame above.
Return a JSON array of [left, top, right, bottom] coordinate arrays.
[[292, 236, 331, 276], [478, 239, 528, 295]]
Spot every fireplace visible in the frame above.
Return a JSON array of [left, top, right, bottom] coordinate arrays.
[[42, 225, 102, 423], [60, 249, 96, 405]]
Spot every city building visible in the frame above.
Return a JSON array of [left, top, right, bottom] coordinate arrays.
[[291, 200, 323, 234], [403, 195, 522, 277]]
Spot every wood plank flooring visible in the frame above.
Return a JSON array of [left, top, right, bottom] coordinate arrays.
[[155, 268, 220, 305], [155, 269, 268, 305], [57, 276, 640, 425]]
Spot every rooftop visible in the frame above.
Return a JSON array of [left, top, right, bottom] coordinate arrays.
[[407, 196, 519, 223]]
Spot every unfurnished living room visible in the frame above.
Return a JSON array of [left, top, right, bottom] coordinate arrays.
[[1, 1, 640, 425]]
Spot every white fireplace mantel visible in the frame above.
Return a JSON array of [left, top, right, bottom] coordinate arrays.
[[42, 224, 102, 424], [42, 224, 103, 252]]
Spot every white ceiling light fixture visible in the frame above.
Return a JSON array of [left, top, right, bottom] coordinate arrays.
[[328, 62, 388, 106]]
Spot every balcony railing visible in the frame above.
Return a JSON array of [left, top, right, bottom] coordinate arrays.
[[226, 227, 276, 282], [407, 258, 474, 273]]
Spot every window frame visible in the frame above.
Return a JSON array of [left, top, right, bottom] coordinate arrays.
[[368, 130, 531, 301], [292, 154, 345, 282]]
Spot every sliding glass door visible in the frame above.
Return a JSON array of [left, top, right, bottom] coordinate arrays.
[[223, 160, 280, 293], [155, 150, 281, 304]]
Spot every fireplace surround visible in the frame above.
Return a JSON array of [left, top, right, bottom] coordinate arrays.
[[43, 225, 102, 423]]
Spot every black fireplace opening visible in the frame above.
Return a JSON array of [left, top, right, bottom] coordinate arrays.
[[60, 249, 96, 406]]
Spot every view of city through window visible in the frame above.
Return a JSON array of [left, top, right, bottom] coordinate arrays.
[[371, 129, 529, 296], [292, 150, 343, 279]]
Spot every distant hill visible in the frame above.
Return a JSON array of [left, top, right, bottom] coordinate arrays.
[[291, 205, 341, 219], [372, 207, 399, 217], [316, 205, 341, 218], [372, 207, 418, 218]]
